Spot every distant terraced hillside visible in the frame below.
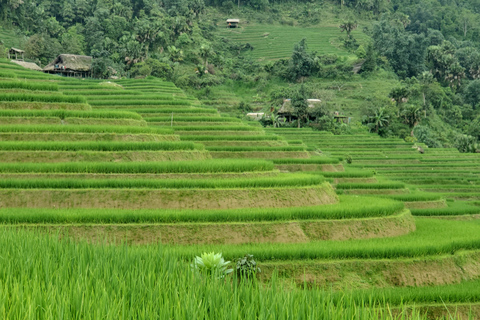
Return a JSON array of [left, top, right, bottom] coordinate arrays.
[[218, 23, 367, 61]]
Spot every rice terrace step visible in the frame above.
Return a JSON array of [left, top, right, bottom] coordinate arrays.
[[1, 58, 480, 319]]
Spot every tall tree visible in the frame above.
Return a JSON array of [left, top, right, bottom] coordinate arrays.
[[134, 17, 164, 59], [291, 85, 309, 128], [289, 38, 314, 81], [372, 20, 428, 78]]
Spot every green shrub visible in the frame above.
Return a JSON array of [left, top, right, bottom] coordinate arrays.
[[236, 254, 261, 279]]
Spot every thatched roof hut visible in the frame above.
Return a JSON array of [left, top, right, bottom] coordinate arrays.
[[226, 19, 240, 28], [43, 54, 92, 77], [278, 99, 321, 115], [8, 48, 24, 60], [11, 60, 42, 71]]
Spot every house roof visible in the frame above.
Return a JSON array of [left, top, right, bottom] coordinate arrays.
[[10, 60, 42, 71], [226, 19, 240, 23], [43, 54, 92, 72], [278, 99, 322, 114], [9, 48, 24, 53]]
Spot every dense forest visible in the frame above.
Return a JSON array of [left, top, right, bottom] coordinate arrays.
[[1, 0, 480, 150]]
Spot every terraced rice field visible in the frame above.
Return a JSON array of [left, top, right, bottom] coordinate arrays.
[[1, 59, 480, 318], [217, 24, 367, 61]]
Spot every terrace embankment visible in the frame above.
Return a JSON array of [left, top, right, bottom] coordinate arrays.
[[210, 151, 311, 159], [402, 303, 480, 320], [0, 150, 211, 162], [276, 164, 344, 172], [0, 117, 147, 126], [0, 133, 180, 142], [0, 183, 337, 209], [30, 209, 414, 245], [404, 200, 447, 209], [260, 250, 480, 290], [0, 171, 280, 180]]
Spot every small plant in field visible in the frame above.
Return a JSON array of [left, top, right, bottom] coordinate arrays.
[[236, 254, 261, 279], [192, 252, 233, 279], [345, 155, 353, 164]]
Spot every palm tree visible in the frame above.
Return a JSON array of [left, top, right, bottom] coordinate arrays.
[[199, 43, 215, 69], [401, 104, 422, 128], [339, 20, 358, 39], [369, 107, 389, 133]]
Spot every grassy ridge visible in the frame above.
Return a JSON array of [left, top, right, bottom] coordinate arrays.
[[0, 160, 274, 174], [206, 146, 306, 151], [0, 110, 142, 120], [168, 219, 480, 261], [320, 171, 374, 178], [272, 158, 339, 164], [347, 278, 480, 305], [181, 135, 282, 141], [0, 196, 402, 223], [0, 174, 324, 189], [0, 81, 59, 91], [0, 141, 202, 151], [62, 90, 142, 95], [0, 93, 86, 103], [410, 201, 480, 216], [0, 125, 174, 134], [171, 126, 262, 131], [85, 94, 177, 100], [379, 193, 443, 201], [0, 101, 91, 110], [145, 116, 241, 122], [135, 108, 217, 114], [88, 100, 190, 106], [336, 182, 406, 189]]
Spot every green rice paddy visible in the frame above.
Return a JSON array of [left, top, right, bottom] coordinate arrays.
[[1, 59, 480, 318]]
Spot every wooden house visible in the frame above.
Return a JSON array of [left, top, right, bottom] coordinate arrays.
[[226, 19, 240, 28], [43, 54, 92, 77], [8, 48, 24, 61], [277, 99, 322, 121]]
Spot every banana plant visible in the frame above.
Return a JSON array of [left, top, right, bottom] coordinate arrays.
[[192, 252, 233, 279]]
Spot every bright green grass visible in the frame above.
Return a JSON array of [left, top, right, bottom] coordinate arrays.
[[336, 182, 405, 189], [346, 277, 480, 305], [0, 174, 324, 189], [180, 135, 281, 141], [272, 158, 339, 164], [319, 170, 375, 178], [62, 90, 142, 95], [377, 193, 443, 201], [0, 125, 173, 134], [88, 100, 190, 106], [0, 81, 58, 91], [0, 228, 424, 319], [168, 218, 480, 261], [145, 116, 241, 122], [0, 70, 17, 78], [134, 108, 217, 114], [0, 196, 403, 224], [0, 110, 142, 120], [85, 94, 176, 100], [172, 126, 262, 131], [0, 92, 86, 103], [205, 146, 306, 151], [410, 201, 480, 216], [0, 160, 274, 174], [0, 141, 202, 151]]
